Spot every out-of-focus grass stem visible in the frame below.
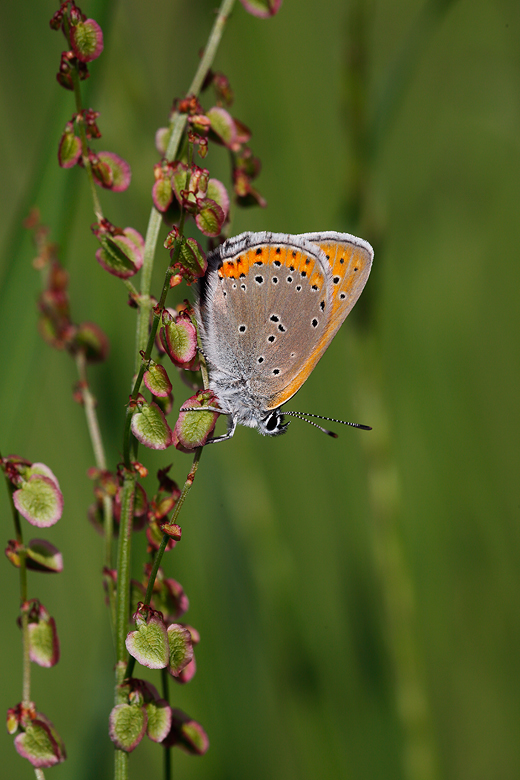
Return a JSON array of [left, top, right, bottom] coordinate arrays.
[[344, 3, 456, 778]]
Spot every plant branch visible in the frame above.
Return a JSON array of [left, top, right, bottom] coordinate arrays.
[[161, 668, 172, 780], [134, 0, 237, 366], [63, 15, 104, 222], [75, 351, 114, 601], [122, 234, 185, 468], [75, 352, 108, 471], [125, 446, 203, 680], [369, 0, 458, 160], [115, 7, 236, 774], [113, 470, 134, 776], [3, 470, 31, 706], [344, 4, 444, 778], [114, 471, 136, 665]]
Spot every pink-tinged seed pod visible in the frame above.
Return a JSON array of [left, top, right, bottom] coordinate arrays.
[[70, 18, 104, 63]]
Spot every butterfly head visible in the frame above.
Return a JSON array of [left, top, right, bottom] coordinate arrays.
[[257, 409, 289, 437]]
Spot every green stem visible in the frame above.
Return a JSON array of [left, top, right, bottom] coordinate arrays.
[[369, 0, 458, 163], [114, 471, 136, 664], [114, 748, 128, 780], [356, 339, 439, 780], [121, 407, 136, 472], [134, 206, 161, 370], [134, 0, 237, 365], [3, 468, 31, 706], [113, 470, 135, 777], [125, 447, 203, 680], [75, 352, 108, 471], [75, 352, 115, 622], [122, 237, 184, 468], [21, 603, 31, 708], [63, 15, 104, 222], [19, 534, 31, 706], [149, 447, 202, 604], [186, 0, 237, 98], [161, 668, 171, 780], [344, 4, 445, 778], [123, 279, 139, 298], [115, 7, 236, 774]]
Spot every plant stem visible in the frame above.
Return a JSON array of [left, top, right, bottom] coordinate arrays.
[[114, 471, 136, 666], [369, 0, 458, 160], [64, 15, 104, 222], [124, 294, 210, 682], [161, 668, 171, 780], [134, 0, 237, 365], [75, 352, 108, 471], [114, 748, 128, 780], [75, 351, 115, 624], [124, 446, 203, 681], [122, 233, 185, 468], [115, 7, 236, 776], [150, 447, 203, 601], [134, 207, 162, 372], [188, 0, 237, 97], [123, 279, 139, 298], [21, 600, 31, 708], [344, 4, 446, 779], [3, 469, 31, 706], [112, 465, 136, 777], [113, 470, 135, 775]]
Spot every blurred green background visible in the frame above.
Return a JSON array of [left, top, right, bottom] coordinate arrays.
[[2, 0, 520, 778]]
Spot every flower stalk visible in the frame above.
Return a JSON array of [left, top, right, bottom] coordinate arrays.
[[135, 0, 237, 363], [63, 15, 104, 221]]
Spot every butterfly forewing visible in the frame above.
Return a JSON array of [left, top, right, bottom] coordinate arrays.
[[197, 230, 373, 421], [200, 234, 333, 408]]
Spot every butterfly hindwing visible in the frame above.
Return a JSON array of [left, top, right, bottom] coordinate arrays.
[[267, 231, 373, 409]]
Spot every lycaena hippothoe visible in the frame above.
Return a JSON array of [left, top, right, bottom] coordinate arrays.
[[195, 231, 373, 442]]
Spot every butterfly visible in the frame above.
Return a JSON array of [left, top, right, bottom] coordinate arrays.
[[194, 231, 373, 442]]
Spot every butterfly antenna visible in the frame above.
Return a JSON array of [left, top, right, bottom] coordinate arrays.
[[284, 410, 372, 437]]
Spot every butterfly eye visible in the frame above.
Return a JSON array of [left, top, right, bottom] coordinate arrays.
[[265, 412, 281, 432], [261, 411, 289, 437]]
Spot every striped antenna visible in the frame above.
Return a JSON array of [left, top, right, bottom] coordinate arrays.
[[283, 410, 371, 438]]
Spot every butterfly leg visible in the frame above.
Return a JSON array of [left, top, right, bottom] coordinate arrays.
[[196, 343, 209, 360], [205, 414, 237, 444]]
